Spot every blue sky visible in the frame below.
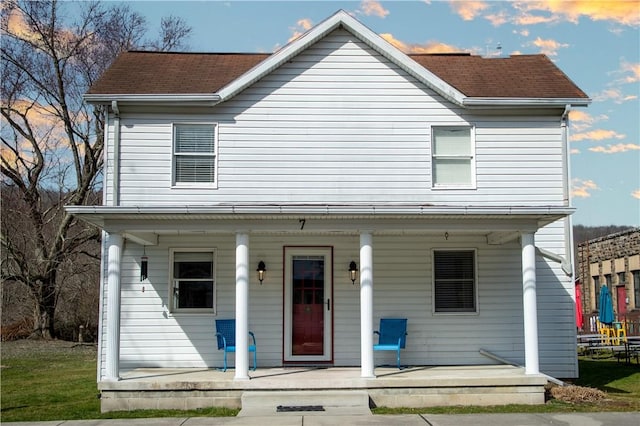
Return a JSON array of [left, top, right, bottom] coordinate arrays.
[[119, 0, 639, 227]]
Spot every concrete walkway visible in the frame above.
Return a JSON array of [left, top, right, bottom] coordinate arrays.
[[5, 412, 640, 426]]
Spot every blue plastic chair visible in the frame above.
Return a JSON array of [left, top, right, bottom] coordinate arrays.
[[373, 318, 408, 369], [215, 319, 257, 372]]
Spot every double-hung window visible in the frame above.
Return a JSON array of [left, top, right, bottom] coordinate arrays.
[[431, 126, 475, 188], [433, 250, 477, 313], [170, 249, 215, 313], [173, 123, 217, 185]]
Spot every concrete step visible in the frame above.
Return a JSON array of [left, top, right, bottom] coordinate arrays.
[[238, 390, 372, 417]]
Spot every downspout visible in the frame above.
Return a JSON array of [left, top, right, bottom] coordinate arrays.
[[562, 104, 574, 278], [111, 100, 120, 206], [96, 106, 110, 382]]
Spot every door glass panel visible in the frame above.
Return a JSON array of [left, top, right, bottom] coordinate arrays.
[[292, 256, 324, 356]]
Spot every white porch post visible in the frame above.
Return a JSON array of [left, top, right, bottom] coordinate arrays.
[[522, 232, 540, 375], [105, 232, 123, 381], [235, 232, 250, 380], [360, 232, 375, 378]]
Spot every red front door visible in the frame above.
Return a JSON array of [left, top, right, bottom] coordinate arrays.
[[292, 257, 324, 355], [284, 247, 333, 362], [617, 286, 627, 316]]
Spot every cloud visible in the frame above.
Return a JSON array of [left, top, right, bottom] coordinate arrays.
[[632, 189, 640, 200], [380, 33, 464, 53], [287, 18, 313, 43], [588, 143, 640, 154], [358, 0, 390, 18], [593, 88, 638, 104], [610, 60, 640, 84], [513, 12, 556, 26], [571, 129, 626, 142], [449, 0, 489, 21], [529, 36, 569, 56], [486, 11, 509, 26], [569, 111, 609, 132], [572, 178, 599, 198], [570, 148, 581, 155], [515, 0, 640, 26]]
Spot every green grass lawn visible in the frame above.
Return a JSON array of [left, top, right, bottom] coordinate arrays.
[[0, 341, 237, 422], [1, 341, 638, 422]]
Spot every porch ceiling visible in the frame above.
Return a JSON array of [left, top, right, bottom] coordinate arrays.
[[66, 204, 572, 243]]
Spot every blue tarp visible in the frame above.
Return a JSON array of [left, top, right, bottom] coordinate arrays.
[[598, 285, 614, 325]]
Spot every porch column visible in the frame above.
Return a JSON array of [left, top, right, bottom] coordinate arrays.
[[235, 232, 250, 380], [360, 232, 375, 378], [105, 232, 123, 381], [522, 232, 540, 375]]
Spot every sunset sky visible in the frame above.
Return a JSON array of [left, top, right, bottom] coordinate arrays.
[[114, 1, 639, 226]]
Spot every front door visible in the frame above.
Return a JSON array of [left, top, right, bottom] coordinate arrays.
[[284, 247, 333, 362], [617, 286, 627, 316]]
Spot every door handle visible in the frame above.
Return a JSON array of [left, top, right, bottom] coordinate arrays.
[[327, 298, 331, 311]]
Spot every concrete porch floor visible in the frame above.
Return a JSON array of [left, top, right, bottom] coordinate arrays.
[[99, 365, 548, 412]]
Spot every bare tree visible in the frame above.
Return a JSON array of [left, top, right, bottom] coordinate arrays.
[[1, 0, 191, 339]]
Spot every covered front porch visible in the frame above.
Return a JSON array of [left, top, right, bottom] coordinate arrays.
[[99, 364, 548, 412]]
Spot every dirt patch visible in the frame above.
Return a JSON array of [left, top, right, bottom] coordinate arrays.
[[549, 385, 607, 404]]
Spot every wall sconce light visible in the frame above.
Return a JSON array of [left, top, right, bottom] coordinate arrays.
[[257, 261, 266, 284], [140, 246, 148, 281], [349, 261, 358, 284]]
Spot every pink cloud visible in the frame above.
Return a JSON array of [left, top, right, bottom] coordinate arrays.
[[380, 33, 464, 53], [632, 189, 640, 200], [449, 0, 489, 21], [571, 178, 599, 198], [571, 129, 626, 142], [359, 0, 390, 18], [588, 143, 640, 154], [529, 36, 569, 56]]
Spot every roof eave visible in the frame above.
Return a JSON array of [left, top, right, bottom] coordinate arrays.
[[463, 97, 592, 108], [83, 93, 222, 106]]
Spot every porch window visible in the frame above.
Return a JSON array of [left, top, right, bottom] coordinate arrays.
[[433, 250, 476, 313], [170, 249, 215, 312], [173, 123, 217, 185], [593, 276, 600, 310], [431, 126, 475, 188]]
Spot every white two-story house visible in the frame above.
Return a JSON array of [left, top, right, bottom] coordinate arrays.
[[68, 11, 590, 411]]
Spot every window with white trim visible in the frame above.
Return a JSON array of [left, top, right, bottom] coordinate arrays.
[[170, 249, 215, 312], [433, 250, 477, 313], [431, 126, 474, 187], [173, 123, 217, 185]]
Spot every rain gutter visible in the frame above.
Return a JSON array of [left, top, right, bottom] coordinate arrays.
[[111, 101, 120, 206]]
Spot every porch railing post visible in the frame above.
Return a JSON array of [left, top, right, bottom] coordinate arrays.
[[522, 232, 540, 375], [105, 232, 123, 381], [235, 232, 250, 380], [360, 232, 375, 378]]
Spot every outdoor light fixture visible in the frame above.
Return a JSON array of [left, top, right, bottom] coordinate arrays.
[[349, 261, 358, 284], [257, 261, 266, 284], [140, 246, 148, 281]]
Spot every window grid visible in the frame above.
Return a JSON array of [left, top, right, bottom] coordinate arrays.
[[173, 123, 217, 185]]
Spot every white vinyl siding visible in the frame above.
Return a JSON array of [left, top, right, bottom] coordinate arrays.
[[172, 123, 217, 186], [101, 225, 576, 379], [432, 127, 475, 188], [109, 30, 565, 207]]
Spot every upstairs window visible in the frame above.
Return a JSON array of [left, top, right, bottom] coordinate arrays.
[[173, 123, 217, 185], [431, 126, 475, 188], [170, 249, 215, 313], [433, 250, 477, 313]]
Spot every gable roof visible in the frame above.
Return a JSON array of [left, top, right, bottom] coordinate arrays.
[[85, 10, 589, 108]]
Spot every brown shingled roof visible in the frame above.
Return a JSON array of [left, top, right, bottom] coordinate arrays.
[[87, 50, 588, 100], [87, 51, 269, 95], [409, 53, 588, 99]]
